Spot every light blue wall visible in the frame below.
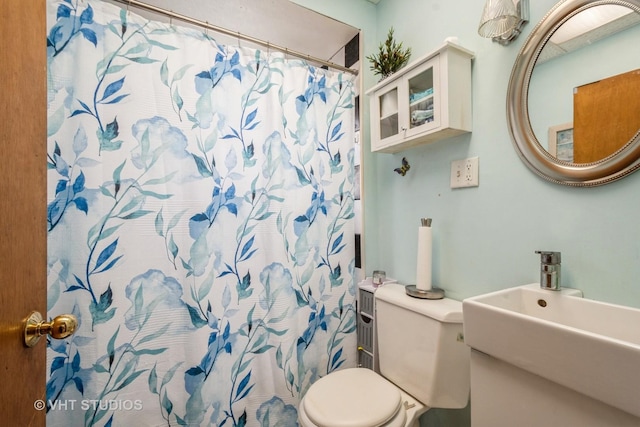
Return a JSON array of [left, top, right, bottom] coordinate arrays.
[[294, 0, 640, 309]]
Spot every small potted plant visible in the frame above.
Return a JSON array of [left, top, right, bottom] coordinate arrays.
[[366, 27, 412, 80]]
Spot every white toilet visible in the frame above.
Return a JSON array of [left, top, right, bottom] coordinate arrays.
[[298, 283, 470, 427]]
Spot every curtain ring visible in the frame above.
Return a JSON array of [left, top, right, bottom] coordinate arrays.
[[204, 21, 209, 38], [237, 31, 242, 48]]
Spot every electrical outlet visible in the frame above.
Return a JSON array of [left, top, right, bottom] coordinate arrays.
[[450, 157, 479, 188]]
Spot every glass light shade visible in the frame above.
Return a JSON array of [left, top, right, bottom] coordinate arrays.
[[478, 0, 520, 38]]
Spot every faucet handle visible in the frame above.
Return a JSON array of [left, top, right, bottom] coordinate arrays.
[[535, 250, 561, 264], [536, 251, 562, 290]]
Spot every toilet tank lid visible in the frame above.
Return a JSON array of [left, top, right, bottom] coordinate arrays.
[[375, 283, 463, 323]]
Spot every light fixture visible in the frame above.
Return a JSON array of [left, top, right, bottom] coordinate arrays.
[[478, 0, 529, 45]]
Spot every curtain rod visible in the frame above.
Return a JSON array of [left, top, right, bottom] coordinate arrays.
[[110, 0, 359, 75]]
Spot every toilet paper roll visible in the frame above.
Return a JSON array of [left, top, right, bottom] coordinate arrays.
[[416, 226, 432, 291]]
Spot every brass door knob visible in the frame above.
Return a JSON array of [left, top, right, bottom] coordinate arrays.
[[24, 311, 78, 347]]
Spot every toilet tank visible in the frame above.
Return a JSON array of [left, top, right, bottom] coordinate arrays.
[[375, 283, 470, 409]]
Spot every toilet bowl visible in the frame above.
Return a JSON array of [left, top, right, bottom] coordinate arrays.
[[297, 283, 470, 427], [298, 368, 426, 427]]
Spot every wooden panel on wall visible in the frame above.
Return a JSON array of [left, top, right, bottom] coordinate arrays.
[[573, 69, 640, 163]]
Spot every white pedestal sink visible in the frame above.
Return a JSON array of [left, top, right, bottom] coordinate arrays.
[[463, 284, 640, 425]]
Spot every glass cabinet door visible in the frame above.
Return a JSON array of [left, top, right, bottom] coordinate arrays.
[[378, 87, 400, 140], [405, 57, 440, 137]]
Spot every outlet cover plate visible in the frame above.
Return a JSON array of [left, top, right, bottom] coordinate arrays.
[[450, 157, 479, 188]]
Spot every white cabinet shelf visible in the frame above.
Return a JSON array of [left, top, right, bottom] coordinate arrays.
[[366, 42, 474, 153], [380, 112, 398, 121], [410, 98, 433, 108]]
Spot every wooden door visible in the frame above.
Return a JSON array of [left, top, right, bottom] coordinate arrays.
[[0, 0, 47, 426], [573, 69, 640, 163]]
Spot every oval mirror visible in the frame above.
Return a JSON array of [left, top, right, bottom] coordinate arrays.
[[508, 0, 640, 186]]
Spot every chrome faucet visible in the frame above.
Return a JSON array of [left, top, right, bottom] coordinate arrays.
[[535, 251, 561, 290]]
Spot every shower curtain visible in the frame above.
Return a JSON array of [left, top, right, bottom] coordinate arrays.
[[46, 1, 357, 425]]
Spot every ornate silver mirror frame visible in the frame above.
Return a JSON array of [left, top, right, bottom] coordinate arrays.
[[507, 0, 640, 186]]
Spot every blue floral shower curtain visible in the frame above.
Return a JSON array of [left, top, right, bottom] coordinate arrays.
[[46, 1, 357, 425]]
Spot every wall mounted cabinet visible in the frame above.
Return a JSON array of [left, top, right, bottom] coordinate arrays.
[[366, 42, 474, 153]]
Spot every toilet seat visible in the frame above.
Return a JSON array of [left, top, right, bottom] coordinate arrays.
[[299, 368, 407, 427]]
